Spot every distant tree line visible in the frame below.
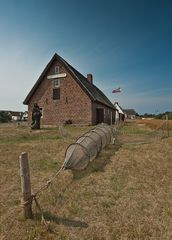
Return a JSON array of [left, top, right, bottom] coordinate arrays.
[[141, 112, 172, 120], [155, 112, 172, 120], [0, 111, 12, 123]]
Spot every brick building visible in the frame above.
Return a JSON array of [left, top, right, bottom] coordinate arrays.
[[23, 53, 116, 125]]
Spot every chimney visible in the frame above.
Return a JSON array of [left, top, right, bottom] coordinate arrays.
[[87, 74, 93, 84]]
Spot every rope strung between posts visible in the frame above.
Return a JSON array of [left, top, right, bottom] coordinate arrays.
[[21, 164, 65, 229], [34, 164, 65, 196], [21, 194, 49, 229]]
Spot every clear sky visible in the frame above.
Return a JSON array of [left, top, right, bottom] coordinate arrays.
[[0, 0, 172, 114]]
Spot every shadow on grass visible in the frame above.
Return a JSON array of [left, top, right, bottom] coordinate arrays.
[[72, 141, 121, 180], [35, 212, 88, 228]]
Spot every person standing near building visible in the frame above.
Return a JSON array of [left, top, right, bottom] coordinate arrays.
[[31, 103, 42, 129]]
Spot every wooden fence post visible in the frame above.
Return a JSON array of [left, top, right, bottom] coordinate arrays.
[[166, 114, 170, 138], [19, 152, 33, 219]]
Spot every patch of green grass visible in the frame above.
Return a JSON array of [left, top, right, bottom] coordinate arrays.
[[81, 191, 95, 199], [110, 172, 128, 188], [32, 159, 60, 171], [68, 201, 81, 215], [0, 134, 61, 144], [101, 200, 113, 209], [120, 122, 151, 135], [91, 163, 103, 172]]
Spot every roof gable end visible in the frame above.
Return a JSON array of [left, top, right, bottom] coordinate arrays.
[[23, 53, 115, 109]]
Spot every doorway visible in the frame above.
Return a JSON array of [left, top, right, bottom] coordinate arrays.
[[96, 108, 104, 124]]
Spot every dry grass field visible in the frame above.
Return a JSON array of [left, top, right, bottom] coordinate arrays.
[[0, 120, 172, 240], [136, 118, 172, 130]]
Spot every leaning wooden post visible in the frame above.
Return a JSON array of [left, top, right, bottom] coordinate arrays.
[[19, 152, 33, 219]]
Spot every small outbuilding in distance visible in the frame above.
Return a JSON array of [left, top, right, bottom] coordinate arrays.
[[114, 102, 125, 123], [123, 109, 137, 119]]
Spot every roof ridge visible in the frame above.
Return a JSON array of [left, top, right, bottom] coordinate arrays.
[[55, 55, 96, 101]]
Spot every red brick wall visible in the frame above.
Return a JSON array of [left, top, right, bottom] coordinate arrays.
[[28, 59, 92, 125]]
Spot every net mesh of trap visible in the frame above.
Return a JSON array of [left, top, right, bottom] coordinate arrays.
[[63, 124, 113, 171]]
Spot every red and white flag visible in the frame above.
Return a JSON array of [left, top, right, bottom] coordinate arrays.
[[112, 87, 121, 93]]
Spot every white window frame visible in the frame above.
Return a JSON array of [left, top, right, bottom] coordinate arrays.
[[54, 79, 60, 88], [54, 66, 60, 74]]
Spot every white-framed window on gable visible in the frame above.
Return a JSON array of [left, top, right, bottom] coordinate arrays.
[[54, 79, 60, 88], [54, 66, 60, 74], [53, 79, 60, 100]]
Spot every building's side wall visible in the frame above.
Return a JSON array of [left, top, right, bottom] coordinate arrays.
[[28, 59, 92, 125], [92, 102, 116, 125], [115, 110, 120, 122]]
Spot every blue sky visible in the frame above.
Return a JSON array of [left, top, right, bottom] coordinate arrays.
[[0, 0, 172, 114]]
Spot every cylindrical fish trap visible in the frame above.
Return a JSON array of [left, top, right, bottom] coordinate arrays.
[[76, 135, 98, 162], [64, 143, 90, 170], [84, 130, 102, 152], [63, 124, 114, 171], [95, 124, 112, 145]]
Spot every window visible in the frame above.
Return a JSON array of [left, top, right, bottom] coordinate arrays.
[[54, 66, 60, 74], [53, 88, 60, 100], [53, 78, 60, 100], [54, 79, 60, 88], [39, 107, 43, 118]]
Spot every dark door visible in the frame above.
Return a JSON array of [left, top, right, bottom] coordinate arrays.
[[96, 108, 104, 124]]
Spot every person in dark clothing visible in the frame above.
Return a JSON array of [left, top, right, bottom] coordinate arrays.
[[31, 103, 42, 129]]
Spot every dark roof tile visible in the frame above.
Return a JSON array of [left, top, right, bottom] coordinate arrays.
[[123, 109, 136, 115]]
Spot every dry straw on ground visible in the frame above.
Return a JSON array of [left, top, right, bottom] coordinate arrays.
[[0, 120, 172, 239]]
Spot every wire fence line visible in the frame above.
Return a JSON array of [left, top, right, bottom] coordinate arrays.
[[116, 118, 171, 145]]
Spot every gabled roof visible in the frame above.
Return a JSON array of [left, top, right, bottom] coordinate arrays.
[[114, 102, 124, 114], [123, 109, 136, 115], [10, 111, 22, 117], [23, 53, 115, 109]]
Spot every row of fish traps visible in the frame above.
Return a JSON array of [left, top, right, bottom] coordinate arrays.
[[63, 124, 114, 171]]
